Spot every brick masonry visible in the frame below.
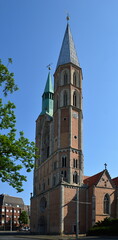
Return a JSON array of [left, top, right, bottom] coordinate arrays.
[[31, 23, 118, 235]]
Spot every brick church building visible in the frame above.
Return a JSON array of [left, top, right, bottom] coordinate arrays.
[[30, 20, 118, 234]]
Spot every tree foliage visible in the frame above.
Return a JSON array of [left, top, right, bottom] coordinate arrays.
[[0, 59, 36, 192], [19, 210, 29, 225]]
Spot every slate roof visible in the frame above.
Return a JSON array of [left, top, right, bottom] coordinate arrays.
[[56, 23, 80, 69], [0, 194, 24, 207]]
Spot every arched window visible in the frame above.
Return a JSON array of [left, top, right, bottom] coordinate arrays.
[[63, 91, 67, 106], [73, 72, 76, 86], [73, 171, 78, 184], [53, 175, 56, 186], [62, 156, 66, 167], [104, 194, 110, 214], [64, 72, 68, 85], [61, 170, 67, 180], [73, 91, 77, 107], [73, 159, 78, 168], [50, 93, 53, 100]]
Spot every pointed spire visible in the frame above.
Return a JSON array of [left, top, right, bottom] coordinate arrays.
[[56, 23, 80, 70], [44, 72, 54, 94], [40, 72, 54, 116]]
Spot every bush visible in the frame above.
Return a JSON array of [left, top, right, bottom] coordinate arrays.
[[88, 218, 118, 236]]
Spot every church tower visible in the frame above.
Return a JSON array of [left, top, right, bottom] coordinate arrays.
[[53, 22, 83, 185], [31, 20, 85, 234], [31, 19, 117, 235]]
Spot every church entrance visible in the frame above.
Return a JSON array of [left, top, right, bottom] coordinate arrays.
[[38, 216, 47, 234]]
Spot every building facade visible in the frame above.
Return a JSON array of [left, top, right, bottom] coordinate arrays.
[[0, 194, 29, 230], [31, 21, 118, 234]]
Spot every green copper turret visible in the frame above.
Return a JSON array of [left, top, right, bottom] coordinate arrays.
[[40, 72, 54, 116]]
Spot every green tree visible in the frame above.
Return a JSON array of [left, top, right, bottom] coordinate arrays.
[[0, 58, 36, 192], [19, 210, 29, 225]]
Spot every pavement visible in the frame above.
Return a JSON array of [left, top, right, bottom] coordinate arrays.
[[0, 232, 118, 240], [0, 232, 88, 240]]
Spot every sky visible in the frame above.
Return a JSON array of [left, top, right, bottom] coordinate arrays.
[[0, 0, 118, 205]]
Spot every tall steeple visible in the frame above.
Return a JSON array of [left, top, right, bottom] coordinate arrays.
[[53, 20, 83, 186], [56, 23, 80, 69], [40, 72, 54, 116]]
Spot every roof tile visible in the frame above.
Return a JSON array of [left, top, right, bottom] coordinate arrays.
[[83, 170, 104, 187]]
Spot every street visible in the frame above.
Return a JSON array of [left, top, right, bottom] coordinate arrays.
[[0, 234, 118, 240]]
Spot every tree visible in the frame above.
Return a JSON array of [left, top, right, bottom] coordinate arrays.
[[19, 211, 29, 225], [0, 58, 36, 192]]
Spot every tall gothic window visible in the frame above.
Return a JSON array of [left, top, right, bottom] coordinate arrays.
[[73, 159, 78, 168], [62, 156, 67, 167], [63, 91, 67, 106], [104, 194, 110, 214], [73, 91, 77, 107], [73, 72, 76, 86], [64, 72, 68, 85], [73, 171, 78, 184]]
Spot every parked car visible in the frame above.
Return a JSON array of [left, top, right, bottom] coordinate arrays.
[[21, 226, 30, 231]]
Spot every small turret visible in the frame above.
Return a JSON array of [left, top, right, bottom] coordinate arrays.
[[40, 72, 54, 116]]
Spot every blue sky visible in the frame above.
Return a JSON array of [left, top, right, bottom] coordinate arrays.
[[0, 0, 118, 205]]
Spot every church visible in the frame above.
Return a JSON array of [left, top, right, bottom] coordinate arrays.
[[30, 19, 118, 234]]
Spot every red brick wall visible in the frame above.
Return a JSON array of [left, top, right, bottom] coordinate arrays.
[[63, 186, 86, 233], [95, 187, 116, 222], [49, 187, 60, 233]]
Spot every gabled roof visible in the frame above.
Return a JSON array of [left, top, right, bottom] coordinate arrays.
[[112, 177, 118, 187], [56, 23, 80, 70], [44, 72, 54, 93], [84, 169, 115, 188], [84, 170, 104, 187]]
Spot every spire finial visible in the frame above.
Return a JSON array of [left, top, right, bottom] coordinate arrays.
[[66, 13, 70, 22], [46, 63, 52, 71], [104, 163, 107, 170]]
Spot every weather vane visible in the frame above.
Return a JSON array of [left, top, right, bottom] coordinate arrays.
[[46, 63, 52, 71], [66, 13, 70, 22]]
